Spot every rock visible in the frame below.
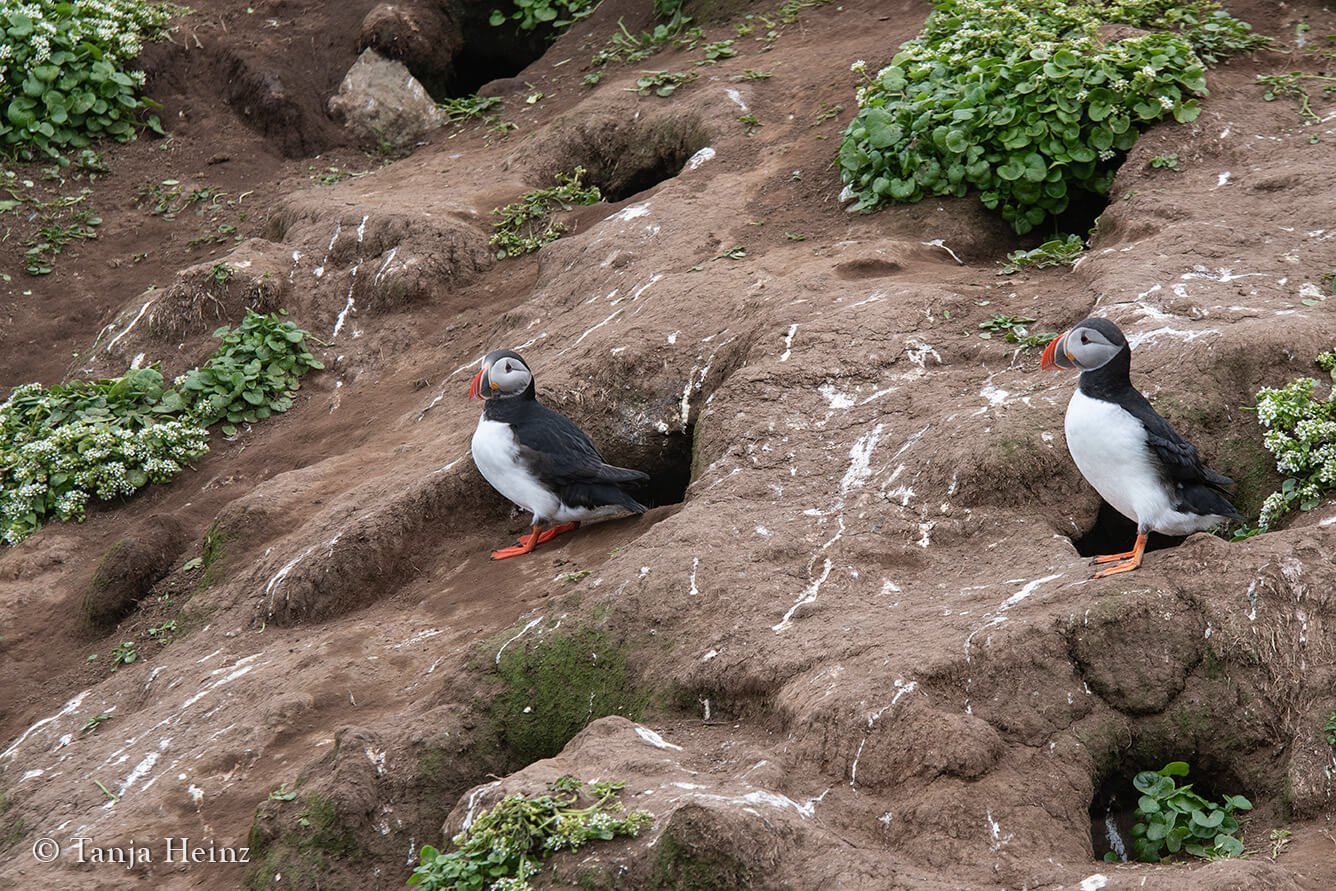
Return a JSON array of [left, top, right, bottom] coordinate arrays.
[[327, 48, 443, 148]]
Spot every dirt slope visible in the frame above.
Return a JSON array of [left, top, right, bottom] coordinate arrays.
[[3, 0, 1336, 888]]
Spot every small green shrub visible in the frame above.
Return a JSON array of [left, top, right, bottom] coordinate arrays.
[[976, 313, 1057, 349], [838, 0, 1264, 233], [173, 310, 324, 436], [0, 368, 209, 544], [109, 640, 138, 671], [1000, 233, 1085, 273], [0, 0, 182, 159], [1120, 761, 1252, 862], [1249, 351, 1336, 532], [488, 0, 593, 32], [631, 69, 698, 97], [490, 167, 601, 259], [408, 777, 652, 890]]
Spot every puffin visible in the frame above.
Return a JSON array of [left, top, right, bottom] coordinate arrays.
[[468, 349, 648, 560], [1041, 317, 1240, 577]]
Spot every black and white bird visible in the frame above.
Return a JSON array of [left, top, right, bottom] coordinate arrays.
[[468, 349, 648, 560], [1041, 317, 1240, 578]]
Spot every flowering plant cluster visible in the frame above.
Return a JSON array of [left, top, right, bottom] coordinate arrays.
[[0, 0, 180, 158], [1, 311, 321, 545], [408, 777, 653, 890], [0, 371, 208, 544], [838, 0, 1264, 234], [1251, 352, 1336, 532]]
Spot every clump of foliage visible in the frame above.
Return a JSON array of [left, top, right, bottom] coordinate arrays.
[[1257, 71, 1336, 122], [977, 313, 1058, 349], [631, 69, 698, 97], [489, 0, 593, 32], [408, 777, 653, 891], [0, 368, 209, 545], [0, 0, 182, 159], [1117, 761, 1252, 862], [1000, 233, 1085, 273], [1, 311, 322, 545], [172, 310, 325, 436], [838, 0, 1265, 233], [1249, 350, 1336, 532], [490, 167, 602, 259], [437, 94, 503, 123]]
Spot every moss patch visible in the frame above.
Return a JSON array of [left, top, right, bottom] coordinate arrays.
[[247, 793, 362, 890], [488, 624, 650, 770]]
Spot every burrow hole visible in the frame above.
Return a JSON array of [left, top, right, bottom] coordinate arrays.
[[543, 117, 711, 203], [638, 424, 693, 509], [1072, 502, 1184, 559], [1089, 760, 1250, 862]]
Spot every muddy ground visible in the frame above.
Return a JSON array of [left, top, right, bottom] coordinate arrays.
[[2, 0, 1336, 888]]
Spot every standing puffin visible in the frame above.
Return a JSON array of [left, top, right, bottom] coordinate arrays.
[[1041, 318, 1240, 578], [469, 349, 648, 560]]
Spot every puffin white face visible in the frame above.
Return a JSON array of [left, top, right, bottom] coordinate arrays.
[[469, 349, 533, 399], [1041, 318, 1127, 372]]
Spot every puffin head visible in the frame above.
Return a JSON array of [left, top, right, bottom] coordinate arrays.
[[1041, 317, 1128, 372], [470, 349, 533, 400]]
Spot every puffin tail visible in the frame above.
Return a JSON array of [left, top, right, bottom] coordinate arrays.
[[1177, 483, 1242, 521], [591, 463, 650, 484]]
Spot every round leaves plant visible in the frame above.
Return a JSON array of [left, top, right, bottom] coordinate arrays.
[[1123, 761, 1252, 863]]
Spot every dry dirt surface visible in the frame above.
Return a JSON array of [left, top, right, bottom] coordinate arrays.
[[3, 0, 1336, 888]]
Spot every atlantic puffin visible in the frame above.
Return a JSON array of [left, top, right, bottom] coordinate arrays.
[[469, 349, 648, 559], [1041, 318, 1240, 577]]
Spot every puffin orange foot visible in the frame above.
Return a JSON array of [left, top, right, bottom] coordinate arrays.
[[535, 521, 579, 544], [492, 526, 542, 560], [1089, 532, 1147, 579]]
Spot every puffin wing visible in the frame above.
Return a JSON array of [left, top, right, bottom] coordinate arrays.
[[1120, 392, 1241, 518], [512, 403, 650, 489]]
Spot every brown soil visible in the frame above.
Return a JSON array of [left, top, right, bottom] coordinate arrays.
[[3, 0, 1336, 889]]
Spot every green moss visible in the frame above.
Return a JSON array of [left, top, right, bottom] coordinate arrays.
[[416, 744, 446, 785], [489, 625, 650, 770], [1, 790, 25, 852], [247, 793, 361, 890], [651, 826, 751, 889], [199, 518, 229, 588]]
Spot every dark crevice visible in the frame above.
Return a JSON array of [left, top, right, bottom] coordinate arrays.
[[1072, 501, 1183, 559], [639, 425, 693, 509], [589, 145, 696, 203]]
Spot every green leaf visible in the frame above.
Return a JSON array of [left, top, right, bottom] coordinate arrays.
[[1158, 762, 1190, 777]]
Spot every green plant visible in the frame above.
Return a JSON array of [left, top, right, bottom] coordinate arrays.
[[80, 713, 112, 733], [488, 0, 593, 32], [22, 205, 100, 275], [838, 0, 1264, 234], [738, 113, 761, 135], [0, 0, 179, 159], [437, 94, 503, 123], [1150, 152, 1180, 169], [561, 570, 592, 583], [976, 314, 1057, 349], [1000, 233, 1085, 273], [1247, 351, 1336, 532], [1257, 71, 1336, 122], [1269, 828, 1292, 860], [718, 245, 747, 260], [490, 167, 602, 259], [408, 777, 652, 890], [735, 68, 772, 81], [173, 310, 325, 436], [1118, 761, 1252, 862], [630, 70, 698, 97], [208, 261, 233, 284], [592, 11, 700, 67], [698, 40, 736, 63], [110, 641, 137, 671], [0, 368, 210, 545], [269, 783, 298, 802], [147, 620, 176, 642], [815, 103, 844, 123], [1324, 711, 1336, 745]]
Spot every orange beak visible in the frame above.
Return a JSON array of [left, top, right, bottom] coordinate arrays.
[[1040, 333, 1063, 370], [469, 367, 486, 400]]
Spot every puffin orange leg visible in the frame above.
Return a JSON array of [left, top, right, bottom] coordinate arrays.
[[535, 521, 579, 544], [492, 525, 543, 560], [1091, 532, 1147, 579]]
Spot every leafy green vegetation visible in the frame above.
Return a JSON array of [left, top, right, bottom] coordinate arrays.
[[838, 0, 1265, 233], [436, 94, 503, 123], [109, 640, 138, 671], [631, 69, 698, 97], [1257, 71, 1336, 122], [408, 777, 652, 890], [80, 712, 112, 733], [1, 311, 322, 546], [488, 0, 593, 32], [0, 0, 182, 159], [1114, 761, 1252, 862], [1247, 351, 1336, 533], [173, 310, 325, 436], [1149, 152, 1179, 169], [976, 313, 1058, 349], [1325, 711, 1336, 746], [1000, 233, 1085, 273], [490, 167, 602, 259]]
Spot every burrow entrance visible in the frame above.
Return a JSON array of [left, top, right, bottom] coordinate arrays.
[[1089, 760, 1250, 862], [1072, 501, 1184, 559], [640, 425, 694, 509], [539, 114, 711, 203]]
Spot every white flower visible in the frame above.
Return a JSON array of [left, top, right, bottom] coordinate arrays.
[[1157, 95, 1174, 110], [850, 59, 867, 72]]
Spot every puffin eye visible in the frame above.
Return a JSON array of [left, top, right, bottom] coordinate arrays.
[[504, 362, 512, 372], [1080, 334, 1090, 344]]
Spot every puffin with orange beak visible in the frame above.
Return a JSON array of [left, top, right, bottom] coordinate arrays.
[[1041, 317, 1239, 577], [469, 349, 648, 560]]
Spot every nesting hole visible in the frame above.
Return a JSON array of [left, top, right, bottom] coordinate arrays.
[[637, 424, 694, 509], [1072, 502, 1182, 559], [1089, 759, 1249, 863], [446, 20, 551, 97], [541, 115, 710, 203]]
